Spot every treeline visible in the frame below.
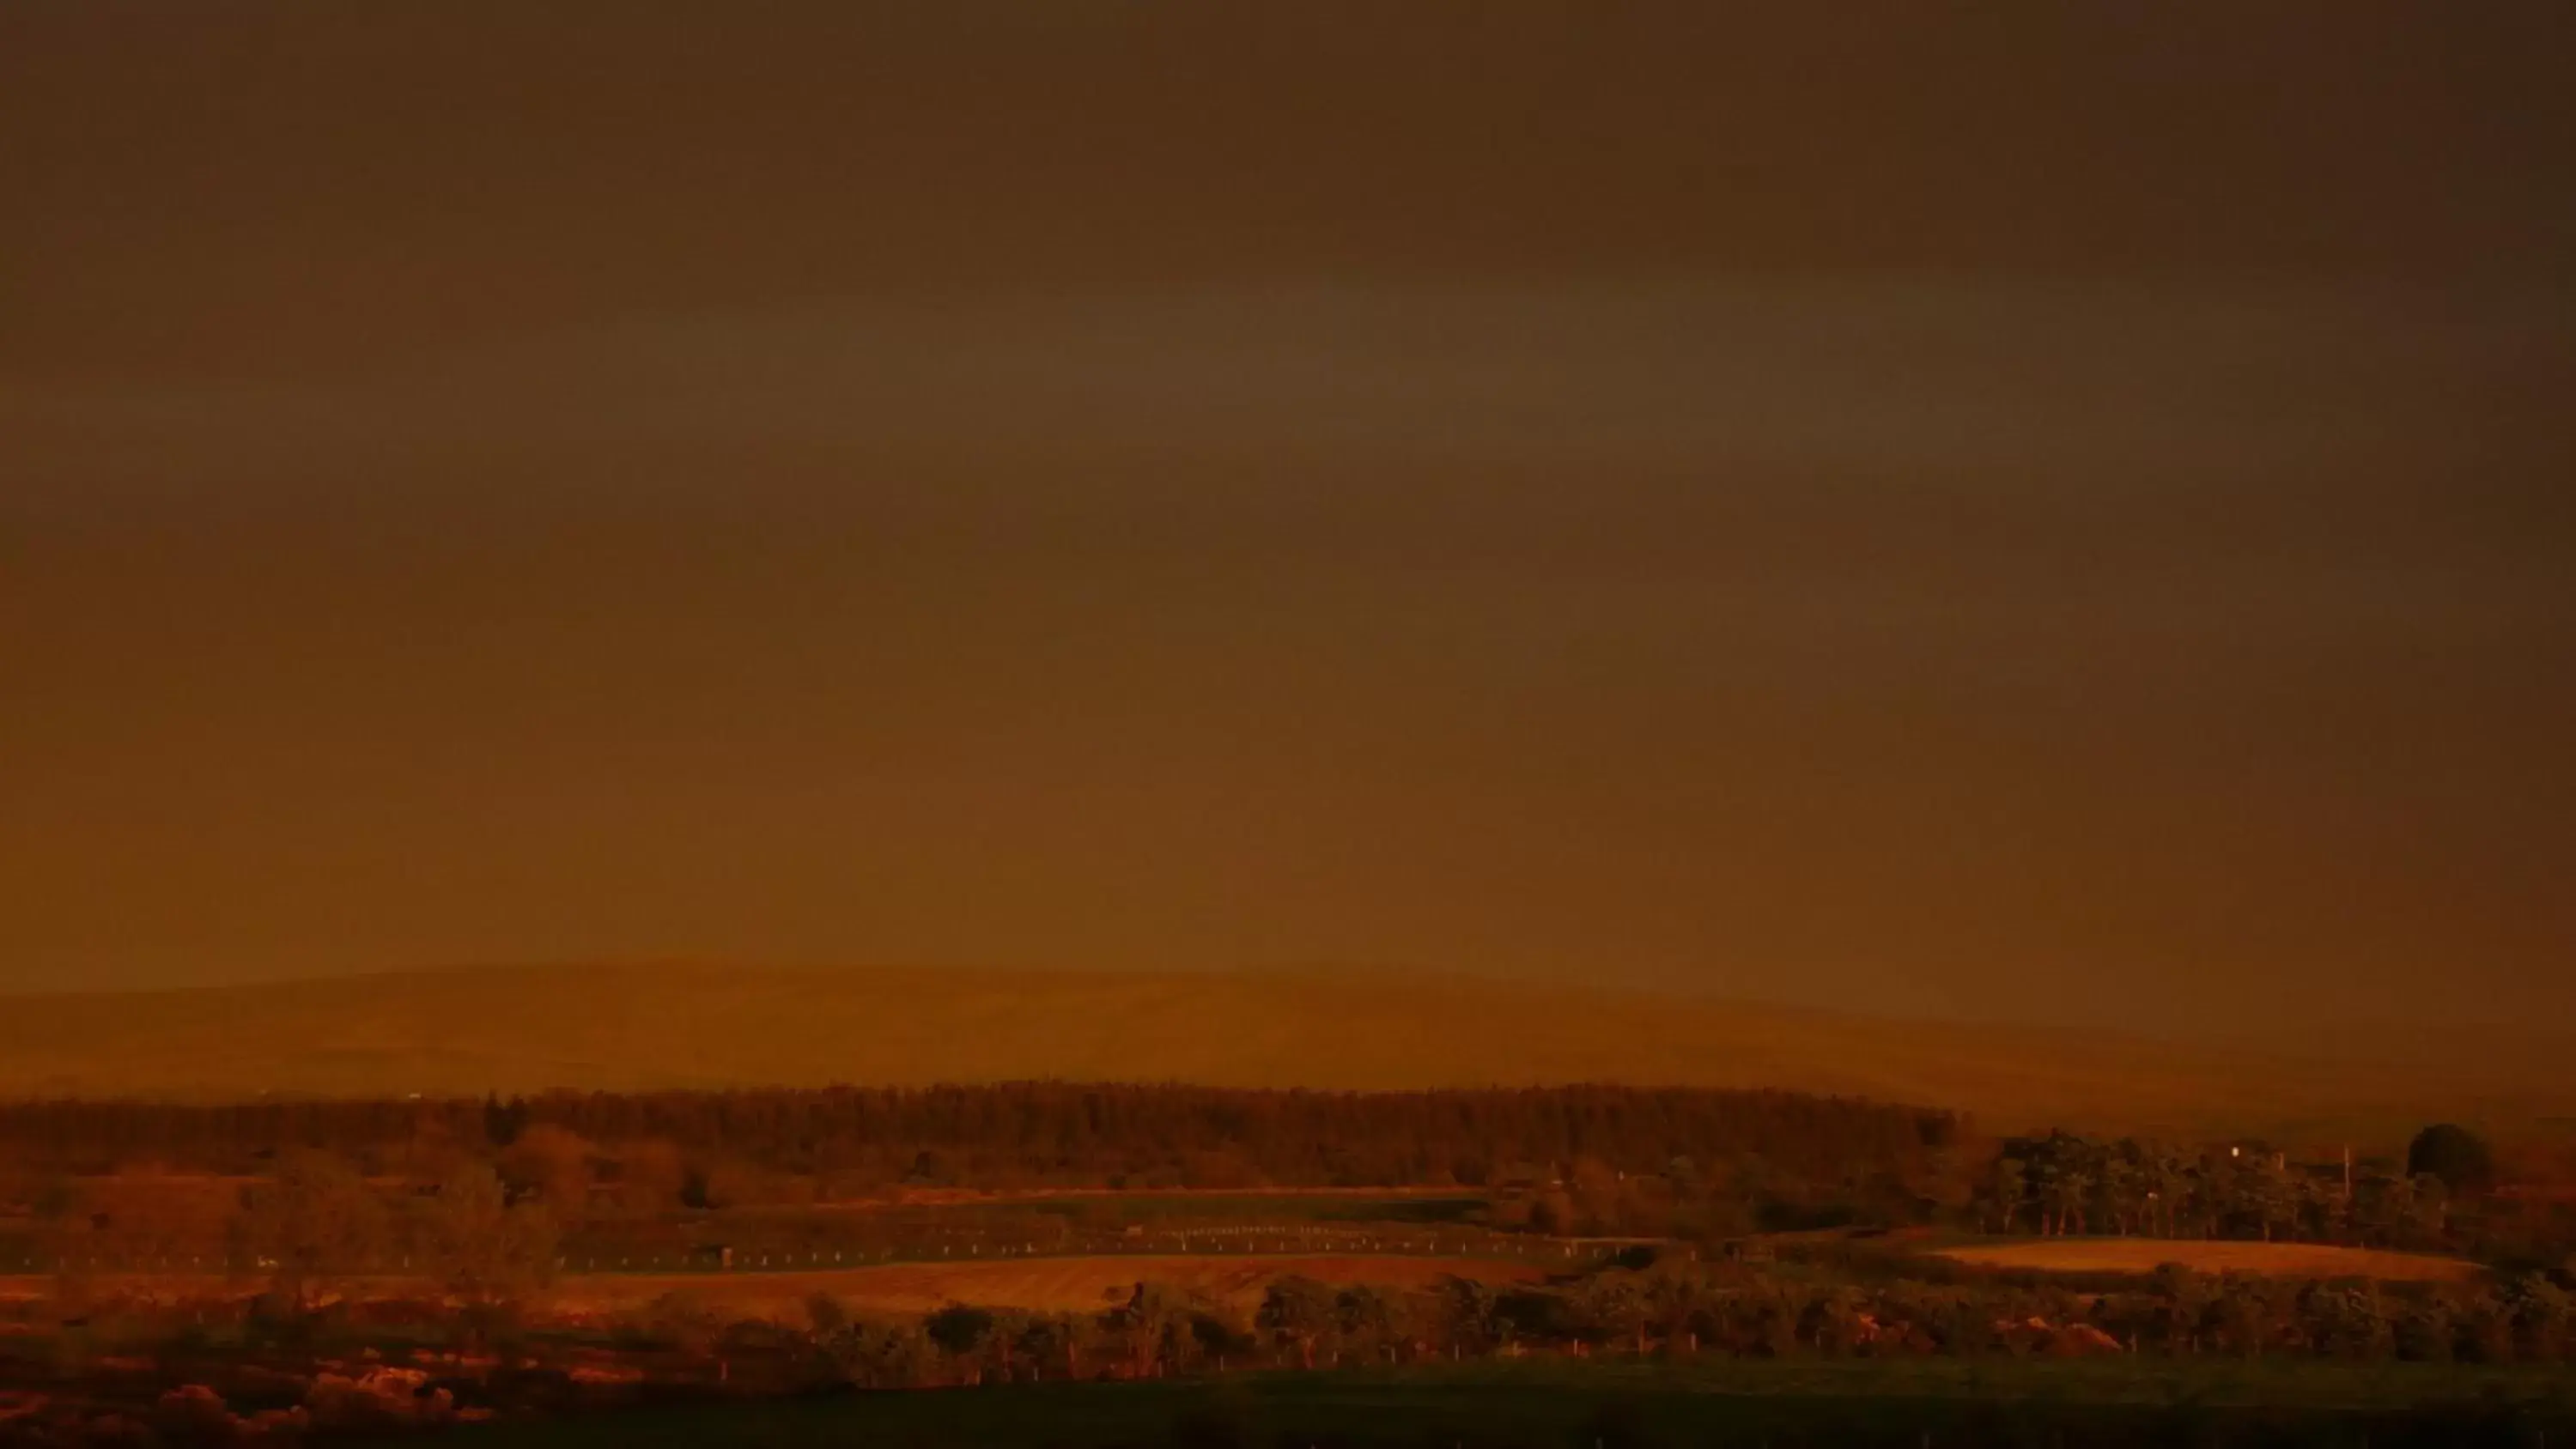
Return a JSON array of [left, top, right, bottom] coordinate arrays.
[[150, 1253, 2576, 1391], [0, 1082, 1960, 1203], [796, 1256, 2576, 1384], [1992, 1131, 2420, 1242], [1978, 1129, 2575, 1265]]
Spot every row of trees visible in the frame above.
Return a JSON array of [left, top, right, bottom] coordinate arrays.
[[635, 1256, 2576, 1392], [0, 1084, 1973, 1243], [0, 1084, 1959, 1195], [13, 1088, 2558, 1264], [1985, 1131, 2467, 1250]]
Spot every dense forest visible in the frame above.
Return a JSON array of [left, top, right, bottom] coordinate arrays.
[[0, 1082, 1960, 1200]]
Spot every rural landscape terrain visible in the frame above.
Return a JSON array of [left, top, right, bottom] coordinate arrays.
[[9, 0, 2571, 1443], [3, 968, 2576, 1446]]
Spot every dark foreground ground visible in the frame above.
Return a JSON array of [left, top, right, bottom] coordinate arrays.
[[453, 1360, 2576, 1449]]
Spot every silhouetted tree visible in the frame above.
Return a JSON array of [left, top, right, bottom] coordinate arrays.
[[419, 1161, 558, 1304], [1437, 1274, 1509, 1356], [1115, 1282, 1197, 1377], [233, 1149, 387, 1306], [1989, 1157, 2028, 1233], [924, 1304, 998, 1381], [1332, 1282, 1406, 1364], [2407, 1124, 2495, 1197], [1256, 1276, 1334, 1368]]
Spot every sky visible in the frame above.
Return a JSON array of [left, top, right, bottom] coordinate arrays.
[[3, 3, 2572, 1037]]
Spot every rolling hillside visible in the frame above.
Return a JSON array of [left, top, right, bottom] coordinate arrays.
[[0, 964, 2563, 1143]]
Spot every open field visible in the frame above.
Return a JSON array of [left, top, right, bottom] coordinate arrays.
[[810, 1189, 1491, 1225], [3, 963, 2572, 1139], [0, 1235, 2486, 1318], [884, 1184, 1479, 1205], [562, 1252, 1552, 1319], [1932, 1237, 2485, 1282]]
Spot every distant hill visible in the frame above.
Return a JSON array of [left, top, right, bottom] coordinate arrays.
[[0, 964, 2563, 1146]]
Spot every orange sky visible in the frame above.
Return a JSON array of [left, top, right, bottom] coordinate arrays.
[[3, 3, 2571, 1036]]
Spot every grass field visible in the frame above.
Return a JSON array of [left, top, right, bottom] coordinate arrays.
[[552, 1252, 1552, 1319], [833, 1190, 1489, 1225], [1932, 1238, 2483, 1282], [444, 1358, 2576, 1448], [2, 1234, 2488, 1319]]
